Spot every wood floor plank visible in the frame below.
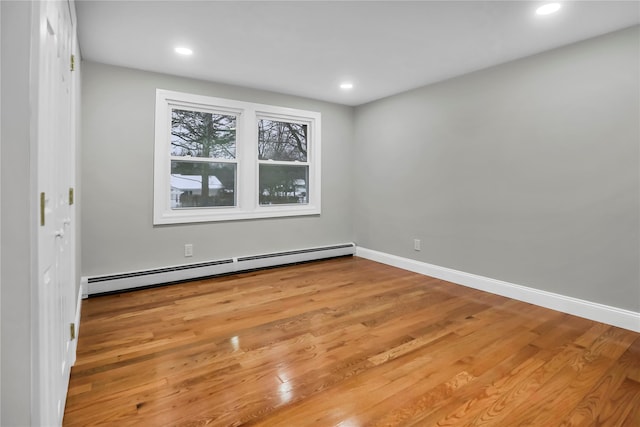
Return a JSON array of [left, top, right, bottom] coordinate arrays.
[[558, 356, 636, 426], [63, 256, 640, 426]]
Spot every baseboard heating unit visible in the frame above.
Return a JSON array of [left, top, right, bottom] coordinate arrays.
[[84, 243, 355, 296]]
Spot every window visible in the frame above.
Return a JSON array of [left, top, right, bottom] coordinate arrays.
[[170, 108, 237, 209], [258, 118, 309, 205], [154, 90, 321, 224]]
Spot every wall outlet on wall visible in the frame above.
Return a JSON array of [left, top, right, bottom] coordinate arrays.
[[414, 239, 421, 251], [184, 244, 193, 257]]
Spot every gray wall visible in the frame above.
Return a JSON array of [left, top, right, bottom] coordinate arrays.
[[81, 62, 354, 276], [354, 26, 640, 312], [1, 1, 34, 424]]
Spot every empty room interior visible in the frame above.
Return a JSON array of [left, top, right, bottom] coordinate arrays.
[[1, 0, 639, 425]]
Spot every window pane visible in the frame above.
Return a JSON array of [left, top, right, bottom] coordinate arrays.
[[171, 161, 236, 208], [258, 119, 307, 161], [171, 109, 236, 159], [259, 164, 308, 205]]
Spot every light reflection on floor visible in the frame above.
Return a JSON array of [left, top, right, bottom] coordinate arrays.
[[336, 417, 361, 427], [230, 335, 240, 351]]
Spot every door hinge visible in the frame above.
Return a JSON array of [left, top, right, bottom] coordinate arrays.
[[70, 54, 75, 72], [69, 187, 74, 205], [70, 323, 76, 340], [40, 192, 46, 226]]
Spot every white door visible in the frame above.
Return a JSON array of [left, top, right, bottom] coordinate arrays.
[[35, 0, 76, 424]]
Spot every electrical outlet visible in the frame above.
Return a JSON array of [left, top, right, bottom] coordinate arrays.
[[414, 239, 421, 251], [184, 244, 193, 257]]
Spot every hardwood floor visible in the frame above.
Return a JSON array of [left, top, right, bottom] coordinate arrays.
[[64, 257, 640, 426]]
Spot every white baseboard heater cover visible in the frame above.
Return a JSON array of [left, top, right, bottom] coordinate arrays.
[[86, 243, 355, 296]]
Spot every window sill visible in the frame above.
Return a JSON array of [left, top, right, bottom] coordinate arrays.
[[153, 205, 321, 225]]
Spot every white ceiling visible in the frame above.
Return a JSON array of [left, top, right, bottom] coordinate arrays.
[[76, 1, 640, 106]]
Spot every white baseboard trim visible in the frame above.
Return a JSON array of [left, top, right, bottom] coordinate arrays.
[[356, 247, 640, 333]]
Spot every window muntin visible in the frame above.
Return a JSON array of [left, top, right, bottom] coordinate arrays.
[[154, 89, 321, 224]]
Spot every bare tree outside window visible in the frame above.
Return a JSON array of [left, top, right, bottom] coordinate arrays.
[[258, 119, 307, 161]]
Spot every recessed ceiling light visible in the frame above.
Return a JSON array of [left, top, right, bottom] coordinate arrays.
[[175, 47, 193, 55], [536, 3, 561, 16], [340, 82, 353, 90]]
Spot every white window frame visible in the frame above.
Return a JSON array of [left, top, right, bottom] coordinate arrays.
[[154, 89, 321, 224]]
